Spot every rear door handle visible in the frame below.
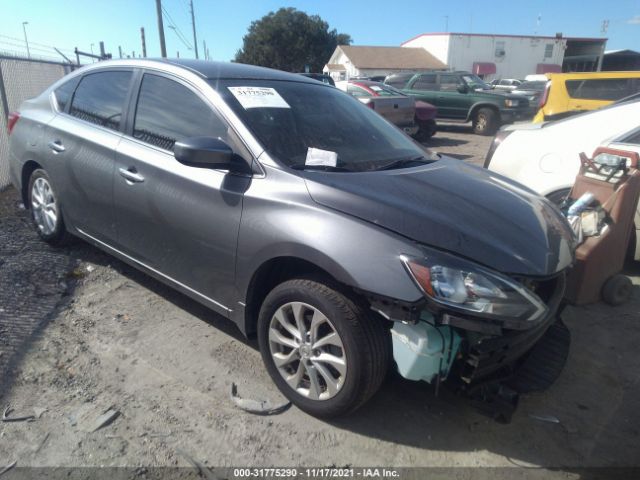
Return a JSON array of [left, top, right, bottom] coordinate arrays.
[[118, 167, 145, 183], [48, 140, 65, 153]]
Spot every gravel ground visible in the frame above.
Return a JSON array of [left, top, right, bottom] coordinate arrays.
[[1, 126, 639, 478]]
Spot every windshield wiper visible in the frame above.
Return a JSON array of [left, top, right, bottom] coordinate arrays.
[[374, 156, 432, 171], [290, 164, 352, 172]]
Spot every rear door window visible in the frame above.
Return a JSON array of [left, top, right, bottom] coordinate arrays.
[[412, 74, 438, 91], [565, 78, 639, 101], [69, 71, 132, 131], [133, 73, 228, 151], [53, 76, 80, 112]]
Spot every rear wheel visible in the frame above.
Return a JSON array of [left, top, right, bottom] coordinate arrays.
[[414, 119, 437, 141], [27, 169, 71, 246], [257, 279, 390, 418], [473, 108, 499, 136]]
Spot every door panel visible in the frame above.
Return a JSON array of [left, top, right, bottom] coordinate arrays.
[[46, 115, 120, 241], [436, 74, 469, 119], [47, 70, 133, 242], [114, 139, 248, 313], [113, 72, 249, 314]]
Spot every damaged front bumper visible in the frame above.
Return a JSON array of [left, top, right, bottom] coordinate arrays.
[[375, 272, 569, 420]]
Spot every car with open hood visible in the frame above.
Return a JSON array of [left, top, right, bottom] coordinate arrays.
[[8, 59, 575, 418]]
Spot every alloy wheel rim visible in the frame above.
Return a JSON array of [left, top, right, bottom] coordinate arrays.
[[31, 177, 58, 235], [268, 301, 347, 401]]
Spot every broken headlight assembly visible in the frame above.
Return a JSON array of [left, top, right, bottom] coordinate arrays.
[[401, 251, 548, 324]]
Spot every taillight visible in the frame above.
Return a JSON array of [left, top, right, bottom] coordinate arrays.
[[7, 111, 20, 135], [538, 82, 551, 109]]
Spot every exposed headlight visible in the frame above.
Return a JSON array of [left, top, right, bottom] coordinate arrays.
[[504, 99, 519, 107], [401, 252, 547, 323]]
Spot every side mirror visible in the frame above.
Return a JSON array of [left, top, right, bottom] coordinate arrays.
[[457, 84, 469, 94], [174, 136, 233, 169]]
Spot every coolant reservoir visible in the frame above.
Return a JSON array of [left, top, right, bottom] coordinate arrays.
[[391, 313, 460, 383]]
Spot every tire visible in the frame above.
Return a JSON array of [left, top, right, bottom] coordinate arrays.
[[472, 108, 499, 136], [257, 279, 390, 418], [414, 119, 437, 141], [602, 274, 632, 306], [27, 169, 71, 246]]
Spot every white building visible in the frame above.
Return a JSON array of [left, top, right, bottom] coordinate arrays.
[[323, 45, 446, 81], [402, 33, 607, 80]]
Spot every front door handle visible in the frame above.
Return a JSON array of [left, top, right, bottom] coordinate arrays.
[[48, 140, 65, 153], [118, 167, 145, 183]]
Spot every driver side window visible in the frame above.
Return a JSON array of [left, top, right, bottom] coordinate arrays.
[[133, 73, 229, 151]]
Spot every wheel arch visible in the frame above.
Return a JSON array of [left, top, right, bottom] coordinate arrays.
[[242, 254, 356, 337], [467, 103, 500, 122], [21, 160, 43, 208]]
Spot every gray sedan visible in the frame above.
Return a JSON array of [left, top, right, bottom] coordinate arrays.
[[8, 59, 574, 418]]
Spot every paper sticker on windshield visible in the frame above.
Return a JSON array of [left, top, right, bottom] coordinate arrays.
[[227, 87, 290, 109], [305, 147, 337, 167], [370, 86, 382, 91]]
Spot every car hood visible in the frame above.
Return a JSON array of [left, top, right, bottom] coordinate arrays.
[[481, 89, 522, 99], [302, 157, 575, 277]]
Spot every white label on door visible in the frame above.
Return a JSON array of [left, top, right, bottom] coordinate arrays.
[[227, 86, 290, 109]]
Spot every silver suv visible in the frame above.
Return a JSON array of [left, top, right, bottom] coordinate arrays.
[[8, 59, 575, 419]]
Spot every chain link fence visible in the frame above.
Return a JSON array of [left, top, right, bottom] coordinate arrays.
[[0, 56, 75, 189]]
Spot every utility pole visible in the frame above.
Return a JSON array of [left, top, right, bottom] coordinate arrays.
[[444, 16, 449, 33], [22, 21, 30, 59], [140, 27, 147, 57], [189, 0, 199, 59], [118, 45, 123, 58], [155, 0, 167, 58], [177, 51, 180, 58], [99, 41, 106, 59], [202, 39, 207, 60]]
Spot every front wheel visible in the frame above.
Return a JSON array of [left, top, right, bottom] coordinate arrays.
[[27, 168, 71, 246], [472, 108, 499, 136], [257, 279, 390, 418]]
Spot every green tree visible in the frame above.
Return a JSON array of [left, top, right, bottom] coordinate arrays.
[[235, 8, 352, 72]]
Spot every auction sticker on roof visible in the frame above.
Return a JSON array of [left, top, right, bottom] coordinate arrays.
[[228, 87, 290, 109]]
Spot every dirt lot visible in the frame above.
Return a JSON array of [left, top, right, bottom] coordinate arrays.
[[1, 125, 639, 478]]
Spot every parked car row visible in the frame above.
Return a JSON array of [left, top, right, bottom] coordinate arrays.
[[336, 80, 437, 139], [8, 59, 576, 420], [385, 71, 536, 135]]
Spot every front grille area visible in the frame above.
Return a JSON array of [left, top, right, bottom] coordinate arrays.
[[455, 272, 566, 385]]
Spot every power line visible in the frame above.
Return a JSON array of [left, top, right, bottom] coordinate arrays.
[[0, 34, 75, 54], [161, 5, 192, 49]]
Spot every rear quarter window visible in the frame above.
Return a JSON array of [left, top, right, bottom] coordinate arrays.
[[53, 76, 80, 112]]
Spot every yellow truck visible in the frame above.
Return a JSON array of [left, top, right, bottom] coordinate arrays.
[[533, 71, 640, 123]]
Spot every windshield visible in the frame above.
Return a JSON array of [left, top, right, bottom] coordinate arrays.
[[462, 74, 492, 90], [215, 79, 433, 172]]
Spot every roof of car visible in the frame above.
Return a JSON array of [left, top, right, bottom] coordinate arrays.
[[86, 58, 319, 84], [161, 59, 319, 82]]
